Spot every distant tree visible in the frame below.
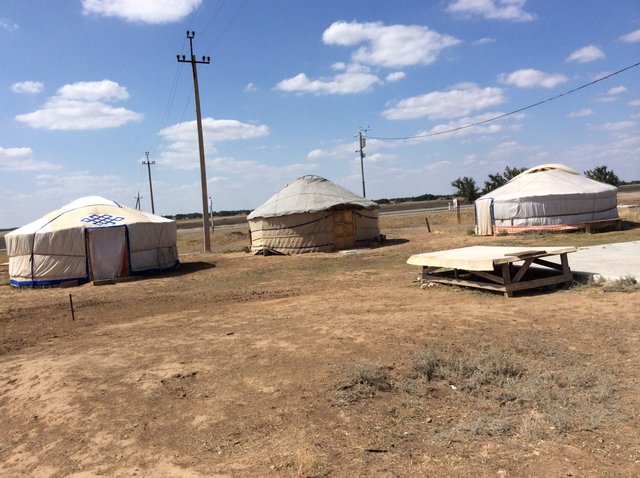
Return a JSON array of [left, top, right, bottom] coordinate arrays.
[[483, 173, 507, 193], [482, 166, 527, 194], [451, 176, 480, 203], [584, 165, 620, 186]]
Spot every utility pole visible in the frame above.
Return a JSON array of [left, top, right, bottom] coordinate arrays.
[[355, 128, 369, 198], [142, 151, 155, 214], [134, 192, 143, 210], [177, 31, 211, 253]]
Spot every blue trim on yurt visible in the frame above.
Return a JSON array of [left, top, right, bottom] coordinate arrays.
[[10, 277, 90, 288]]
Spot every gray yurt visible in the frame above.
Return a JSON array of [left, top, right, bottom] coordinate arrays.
[[247, 175, 381, 253], [475, 164, 619, 235]]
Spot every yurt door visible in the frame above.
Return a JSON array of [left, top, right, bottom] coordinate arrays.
[[475, 198, 494, 236], [86, 226, 128, 280], [333, 210, 356, 250]]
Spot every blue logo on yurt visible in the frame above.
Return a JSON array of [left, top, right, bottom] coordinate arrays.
[[81, 214, 125, 227]]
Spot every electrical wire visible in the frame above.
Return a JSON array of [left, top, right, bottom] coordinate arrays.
[[199, 0, 228, 39], [369, 60, 640, 141], [206, 0, 249, 50], [149, 0, 248, 157]]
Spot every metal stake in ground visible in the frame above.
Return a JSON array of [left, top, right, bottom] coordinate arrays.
[[69, 293, 75, 321]]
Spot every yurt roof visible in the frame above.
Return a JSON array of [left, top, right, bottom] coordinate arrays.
[[248, 175, 378, 219], [8, 196, 173, 236], [478, 164, 617, 201]]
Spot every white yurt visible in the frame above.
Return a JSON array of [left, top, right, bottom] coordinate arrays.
[[247, 175, 381, 253], [6, 196, 179, 287], [475, 164, 619, 235]]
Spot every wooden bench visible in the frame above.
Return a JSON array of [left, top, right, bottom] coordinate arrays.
[[583, 218, 622, 234]]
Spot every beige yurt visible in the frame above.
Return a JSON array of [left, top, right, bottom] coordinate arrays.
[[475, 164, 619, 235], [247, 175, 381, 253], [6, 196, 178, 287]]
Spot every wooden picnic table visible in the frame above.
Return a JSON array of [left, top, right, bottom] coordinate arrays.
[[407, 246, 576, 298]]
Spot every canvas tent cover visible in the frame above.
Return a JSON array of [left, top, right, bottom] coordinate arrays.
[[247, 175, 380, 253], [475, 164, 618, 234], [248, 175, 378, 219], [7, 196, 178, 287]]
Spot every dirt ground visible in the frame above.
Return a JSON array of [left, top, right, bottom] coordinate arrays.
[[1, 199, 640, 477]]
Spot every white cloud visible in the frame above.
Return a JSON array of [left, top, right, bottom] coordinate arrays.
[[595, 85, 627, 103], [487, 141, 536, 158], [558, 135, 640, 177], [620, 29, 640, 43], [0, 18, 18, 31], [629, 99, 640, 107], [447, 0, 536, 22], [498, 69, 567, 88], [386, 71, 406, 82], [307, 149, 324, 160], [11, 81, 44, 94], [159, 118, 269, 170], [592, 121, 638, 132], [35, 171, 119, 189], [276, 21, 459, 96], [82, 0, 201, 24], [205, 156, 310, 181], [322, 21, 461, 68], [0, 147, 61, 172], [275, 65, 381, 95], [473, 37, 495, 45], [566, 45, 605, 63], [567, 108, 593, 118], [244, 83, 258, 93], [15, 80, 142, 130], [366, 152, 398, 163], [306, 142, 360, 161], [409, 111, 525, 142], [382, 82, 506, 120], [606, 86, 627, 95], [57, 80, 130, 101], [425, 160, 452, 171]]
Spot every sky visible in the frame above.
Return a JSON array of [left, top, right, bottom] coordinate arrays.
[[1, 0, 639, 228]]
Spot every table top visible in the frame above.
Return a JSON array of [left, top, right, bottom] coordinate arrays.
[[407, 246, 576, 271]]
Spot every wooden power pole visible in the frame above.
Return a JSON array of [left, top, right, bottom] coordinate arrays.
[[177, 31, 211, 253], [142, 151, 155, 214], [355, 128, 369, 198]]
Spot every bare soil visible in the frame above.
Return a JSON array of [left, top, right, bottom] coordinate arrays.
[[1, 199, 640, 477]]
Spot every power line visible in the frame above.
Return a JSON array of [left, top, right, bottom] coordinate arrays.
[[369, 60, 640, 141], [206, 0, 249, 50], [199, 0, 228, 39], [146, 0, 247, 160]]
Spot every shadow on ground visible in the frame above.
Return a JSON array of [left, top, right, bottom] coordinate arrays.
[[167, 261, 216, 276]]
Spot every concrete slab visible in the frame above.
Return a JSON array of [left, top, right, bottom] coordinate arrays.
[[562, 241, 640, 281]]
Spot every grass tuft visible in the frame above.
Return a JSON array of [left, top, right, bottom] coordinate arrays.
[[602, 275, 639, 292], [334, 362, 393, 404]]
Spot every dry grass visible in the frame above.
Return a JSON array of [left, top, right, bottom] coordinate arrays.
[[601, 275, 639, 292], [339, 344, 620, 443], [334, 362, 394, 404]]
